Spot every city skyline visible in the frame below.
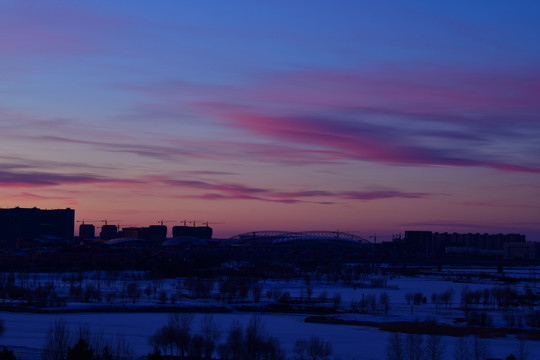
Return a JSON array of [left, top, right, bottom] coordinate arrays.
[[1, 1, 539, 239]]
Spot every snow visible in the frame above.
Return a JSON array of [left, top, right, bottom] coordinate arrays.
[[1, 266, 540, 359]]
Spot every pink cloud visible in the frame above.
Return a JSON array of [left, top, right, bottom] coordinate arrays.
[[251, 66, 540, 114], [4, 192, 78, 206], [220, 112, 540, 173], [118, 65, 540, 173], [162, 177, 430, 204], [0, 170, 141, 187]]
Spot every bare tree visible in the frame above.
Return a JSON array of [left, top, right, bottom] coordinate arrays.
[[243, 315, 283, 360], [263, 336, 285, 360], [159, 290, 168, 304], [152, 278, 162, 299], [294, 339, 308, 360], [406, 334, 423, 360], [405, 293, 414, 314], [167, 313, 193, 359], [453, 337, 470, 360], [190, 334, 205, 359], [113, 333, 133, 360], [380, 292, 391, 314], [149, 325, 170, 358], [144, 284, 152, 301], [225, 319, 244, 360], [442, 289, 454, 312], [306, 335, 332, 360], [126, 282, 140, 304], [386, 332, 405, 360], [42, 320, 71, 360], [471, 337, 489, 360], [252, 284, 262, 304], [333, 293, 342, 310], [425, 334, 445, 360], [201, 315, 221, 359], [245, 315, 265, 360], [90, 329, 109, 360], [517, 337, 529, 360]]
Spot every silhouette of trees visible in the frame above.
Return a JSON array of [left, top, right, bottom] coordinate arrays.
[[145, 284, 152, 301], [0, 347, 16, 360], [294, 335, 332, 360], [405, 292, 425, 314], [452, 337, 470, 360], [220, 320, 243, 360], [43, 320, 71, 360], [516, 337, 529, 360], [379, 292, 390, 314], [471, 337, 490, 360], [386, 332, 405, 360], [84, 282, 100, 303], [42, 320, 132, 360], [201, 315, 221, 359], [150, 315, 284, 360], [425, 334, 445, 360], [433, 289, 454, 314], [158, 290, 168, 304], [405, 334, 423, 360], [190, 334, 205, 359], [332, 293, 341, 310], [66, 338, 94, 360], [126, 282, 140, 304]]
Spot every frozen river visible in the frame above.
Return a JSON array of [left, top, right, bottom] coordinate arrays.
[[1, 311, 539, 360]]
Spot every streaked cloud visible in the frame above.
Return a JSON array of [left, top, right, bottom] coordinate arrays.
[[0, 169, 140, 187], [163, 177, 430, 204]]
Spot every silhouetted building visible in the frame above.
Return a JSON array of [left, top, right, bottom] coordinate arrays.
[[100, 224, 118, 240], [403, 230, 527, 258], [504, 242, 539, 260], [172, 225, 212, 239], [116, 225, 167, 243], [148, 225, 167, 243], [79, 224, 95, 242], [0, 207, 74, 248], [121, 227, 140, 239], [403, 231, 433, 257]]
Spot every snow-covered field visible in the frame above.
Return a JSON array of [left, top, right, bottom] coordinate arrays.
[[3, 311, 540, 360], [1, 266, 540, 359]]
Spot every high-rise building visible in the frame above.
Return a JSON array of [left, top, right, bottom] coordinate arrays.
[[79, 223, 96, 242], [0, 207, 74, 248], [148, 225, 167, 243], [100, 224, 118, 240], [172, 225, 212, 239]]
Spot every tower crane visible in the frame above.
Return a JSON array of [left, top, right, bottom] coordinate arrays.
[[100, 220, 121, 226], [157, 220, 175, 226], [77, 219, 98, 225]]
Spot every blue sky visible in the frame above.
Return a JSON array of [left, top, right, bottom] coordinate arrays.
[[1, 1, 539, 238]]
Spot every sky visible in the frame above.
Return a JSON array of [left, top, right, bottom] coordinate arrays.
[[1, 1, 539, 240]]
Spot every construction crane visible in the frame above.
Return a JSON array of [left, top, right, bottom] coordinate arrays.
[[202, 221, 218, 227], [196, 221, 225, 227], [77, 219, 95, 225], [100, 220, 121, 226], [369, 233, 397, 243], [157, 220, 175, 226]]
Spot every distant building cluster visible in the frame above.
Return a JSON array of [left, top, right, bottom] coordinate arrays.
[[391, 230, 537, 260], [0, 207, 213, 249], [0, 207, 537, 263]]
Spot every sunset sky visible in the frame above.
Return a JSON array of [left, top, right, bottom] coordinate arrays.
[[1, 1, 539, 239]]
